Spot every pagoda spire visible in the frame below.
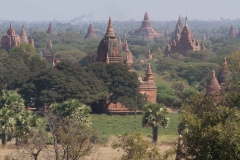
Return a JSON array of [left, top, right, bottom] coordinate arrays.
[[146, 49, 153, 59], [123, 40, 130, 52], [10, 22, 12, 30], [84, 21, 97, 39], [104, 17, 116, 38], [185, 16, 188, 27], [144, 63, 154, 82], [20, 25, 29, 43], [46, 22, 54, 34], [206, 70, 221, 97], [144, 12, 150, 20]]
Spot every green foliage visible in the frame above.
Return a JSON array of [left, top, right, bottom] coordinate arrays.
[[20, 62, 108, 107], [50, 99, 91, 125], [157, 83, 177, 106], [181, 94, 240, 159], [176, 62, 219, 85], [55, 49, 87, 63], [112, 133, 163, 160], [87, 63, 145, 110], [9, 43, 36, 56]]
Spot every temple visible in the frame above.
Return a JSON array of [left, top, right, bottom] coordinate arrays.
[[146, 49, 153, 60], [164, 16, 201, 56], [205, 70, 221, 102], [228, 25, 237, 37], [1, 23, 34, 50], [95, 17, 123, 63], [107, 64, 157, 114], [20, 26, 29, 43], [205, 58, 230, 102], [42, 40, 60, 67], [46, 40, 53, 49], [217, 57, 230, 89], [84, 22, 97, 39], [132, 12, 162, 40], [171, 15, 184, 42], [138, 64, 157, 103], [122, 40, 133, 63], [46, 22, 54, 34]]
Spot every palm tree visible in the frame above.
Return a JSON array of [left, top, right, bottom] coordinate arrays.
[[0, 89, 25, 113], [0, 107, 16, 145], [142, 103, 169, 143], [0, 90, 25, 145]]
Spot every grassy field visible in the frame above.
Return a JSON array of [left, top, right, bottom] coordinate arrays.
[[91, 113, 180, 142]]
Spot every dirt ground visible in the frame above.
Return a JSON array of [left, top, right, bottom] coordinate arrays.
[[0, 137, 176, 160]]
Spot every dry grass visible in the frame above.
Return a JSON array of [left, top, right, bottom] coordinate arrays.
[[0, 136, 176, 160]]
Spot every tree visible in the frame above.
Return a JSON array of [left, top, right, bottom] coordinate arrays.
[[50, 99, 91, 125], [20, 62, 108, 108], [0, 90, 25, 145], [47, 100, 94, 160], [0, 108, 15, 145], [87, 63, 145, 110], [17, 130, 48, 160], [142, 103, 169, 142], [157, 83, 177, 106], [112, 133, 163, 160], [181, 94, 240, 159]]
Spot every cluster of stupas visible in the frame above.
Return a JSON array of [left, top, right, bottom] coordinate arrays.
[[1, 23, 34, 50], [164, 16, 205, 56], [205, 57, 230, 102], [132, 12, 162, 40]]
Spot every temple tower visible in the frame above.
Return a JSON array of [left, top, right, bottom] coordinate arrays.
[[46, 40, 53, 49], [206, 70, 221, 102], [139, 64, 157, 103], [20, 26, 29, 43], [146, 49, 153, 59], [228, 25, 237, 37], [217, 57, 230, 89], [95, 17, 122, 63], [172, 15, 184, 41], [122, 40, 133, 63], [1, 23, 21, 49], [132, 12, 162, 39], [46, 22, 54, 34], [165, 16, 201, 56], [29, 36, 34, 47], [84, 22, 97, 39]]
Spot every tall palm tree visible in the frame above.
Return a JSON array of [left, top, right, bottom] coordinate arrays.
[[0, 107, 16, 145], [0, 89, 25, 113], [142, 103, 169, 143], [0, 90, 25, 145]]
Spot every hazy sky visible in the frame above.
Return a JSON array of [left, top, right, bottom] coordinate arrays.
[[1, 0, 240, 21]]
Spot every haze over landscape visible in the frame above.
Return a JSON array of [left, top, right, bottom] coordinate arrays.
[[1, 1, 240, 159], [2, 0, 240, 21]]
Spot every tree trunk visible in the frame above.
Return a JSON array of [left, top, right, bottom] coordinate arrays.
[[152, 126, 158, 143], [2, 132, 6, 145], [33, 154, 38, 160]]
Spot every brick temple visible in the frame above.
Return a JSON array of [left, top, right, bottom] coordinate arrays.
[[164, 16, 202, 56], [132, 12, 162, 40], [84, 22, 97, 39], [46, 22, 54, 34], [1, 23, 34, 50], [95, 17, 123, 63]]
